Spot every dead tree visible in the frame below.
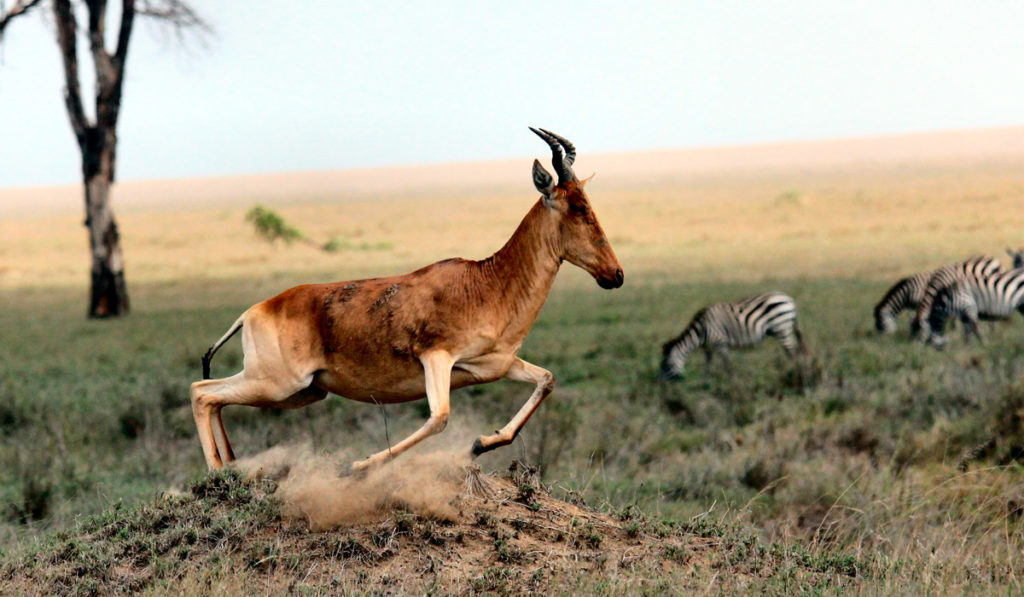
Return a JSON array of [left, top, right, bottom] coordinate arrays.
[[0, 0, 207, 317]]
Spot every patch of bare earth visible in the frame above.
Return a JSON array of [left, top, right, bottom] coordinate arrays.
[[273, 463, 719, 591], [234, 450, 739, 592]]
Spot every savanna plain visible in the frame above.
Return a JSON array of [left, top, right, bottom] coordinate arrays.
[[2, 128, 1024, 594]]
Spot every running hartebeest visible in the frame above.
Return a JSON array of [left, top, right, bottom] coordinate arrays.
[[191, 128, 624, 473]]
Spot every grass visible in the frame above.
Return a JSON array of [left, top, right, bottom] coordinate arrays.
[[2, 273, 1023, 593], [1, 470, 280, 594], [3, 144, 1024, 593], [1, 467, 867, 595]]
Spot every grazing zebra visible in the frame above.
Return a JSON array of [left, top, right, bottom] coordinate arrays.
[[910, 255, 1003, 340], [875, 256, 1001, 335], [926, 268, 1024, 348], [873, 271, 933, 333], [659, 291, 809, 382]]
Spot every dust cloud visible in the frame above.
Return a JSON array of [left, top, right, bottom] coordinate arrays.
[[233, 443, 473, 530]]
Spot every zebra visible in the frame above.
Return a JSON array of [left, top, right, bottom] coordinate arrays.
[[875, 256, 1001, 335], [873, 271, 933, 334], [926, 268, 1024, 348], [659, 291, 809, 383], [910, 255, 1003, 341]]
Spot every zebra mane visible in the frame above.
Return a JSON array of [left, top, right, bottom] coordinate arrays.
[[663, 312, 706, 354], [874, 275, 914, 317]]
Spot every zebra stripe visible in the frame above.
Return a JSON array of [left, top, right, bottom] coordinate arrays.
[[660, 291, 806, 380], [927, 268, 1024, 347], [874, 271, 932, 333], [910, 255, 1003, 338]]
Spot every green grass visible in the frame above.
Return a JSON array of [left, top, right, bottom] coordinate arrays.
[[2, 273, 1023, 593]]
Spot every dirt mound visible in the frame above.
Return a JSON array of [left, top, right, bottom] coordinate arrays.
[[269, 458, 721, 593], [2, 457, 861, 595]]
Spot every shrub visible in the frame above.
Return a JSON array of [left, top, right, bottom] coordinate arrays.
[[245, 206, 303, 244]]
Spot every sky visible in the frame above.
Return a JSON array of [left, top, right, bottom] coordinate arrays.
[[1, 0, 1023, 188]]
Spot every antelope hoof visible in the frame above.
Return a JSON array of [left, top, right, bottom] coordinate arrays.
[[472, 432, 513, 457], [342, 459, 372, 479], [470, 438, 486, 458]]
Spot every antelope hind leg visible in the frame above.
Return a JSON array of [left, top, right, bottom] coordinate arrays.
[[212, 406, 235, 463], [191, 373, 317, 471], [212, 383, 328, 465]]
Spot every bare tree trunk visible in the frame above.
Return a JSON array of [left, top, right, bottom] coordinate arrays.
[[84, 159, 129, 317], [55, 0, 133, 317], [5, 0, 206, 318]]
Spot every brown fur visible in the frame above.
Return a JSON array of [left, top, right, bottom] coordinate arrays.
[[191, 172, 623, 473]]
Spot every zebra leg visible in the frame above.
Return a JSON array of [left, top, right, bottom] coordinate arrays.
[[964, 318, 984, 345], [962, 302, 982, 345], [790, 327, 812, 389], [717, 348, 735, 381], [778, 328, 809, 390]]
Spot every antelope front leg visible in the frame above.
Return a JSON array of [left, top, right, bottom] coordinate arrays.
[[471, 358, 554, 457], [350, 351, 454, 474]]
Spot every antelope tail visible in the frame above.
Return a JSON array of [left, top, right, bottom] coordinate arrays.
[[202, 314, 245, 379]]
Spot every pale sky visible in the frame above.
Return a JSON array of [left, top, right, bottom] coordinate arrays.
[[1, 1, 1023, 188]]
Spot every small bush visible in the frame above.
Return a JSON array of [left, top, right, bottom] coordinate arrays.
[[245, 206, 303, 244]]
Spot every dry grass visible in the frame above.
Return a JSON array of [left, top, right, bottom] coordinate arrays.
[[4, 127, 1024, 296]]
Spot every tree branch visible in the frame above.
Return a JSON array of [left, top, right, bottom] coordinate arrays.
[[0, 0, 44, 42], [137, 0, 209, 42], [113, 0, 133, 66], [85, 0, 116, 90], [53, 0, 89, 144], [84, 0, 130, 134]]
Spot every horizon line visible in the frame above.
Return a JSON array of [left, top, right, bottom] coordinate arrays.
[[3, 123, 1024, 193]]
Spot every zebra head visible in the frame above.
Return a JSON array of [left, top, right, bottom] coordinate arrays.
[[659, 340, 686, 381], [1007, 248, 1024, 270], [659, 317, 705, 381], [874, 308, 897, 334]]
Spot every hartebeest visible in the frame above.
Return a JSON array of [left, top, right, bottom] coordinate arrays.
[[191, 129, 624, 473]]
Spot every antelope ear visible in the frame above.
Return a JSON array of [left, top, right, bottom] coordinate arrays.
[[532, 159, 555, 204]]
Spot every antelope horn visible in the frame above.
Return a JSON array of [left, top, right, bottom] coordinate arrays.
[[529, 127, 577, 184], [539, 128, 576, 168]]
